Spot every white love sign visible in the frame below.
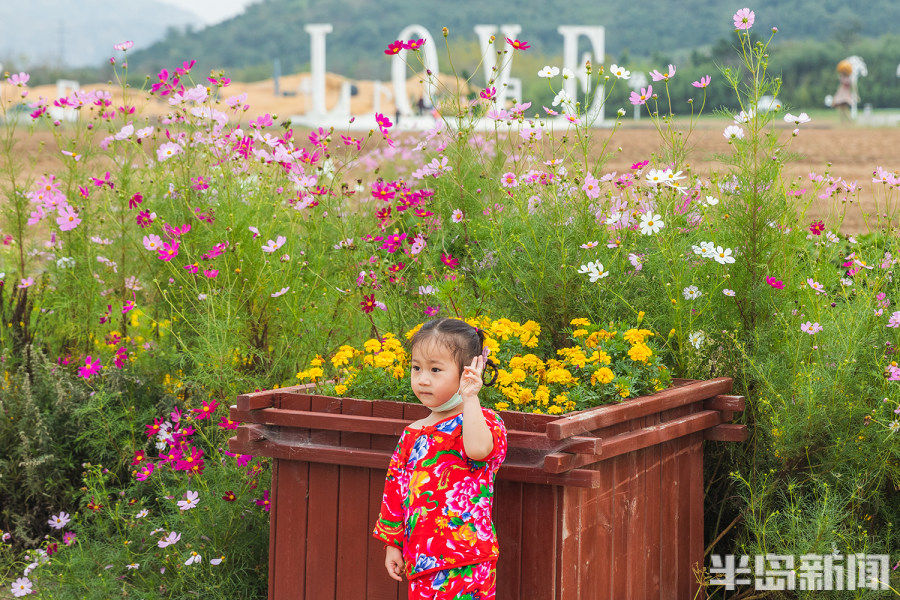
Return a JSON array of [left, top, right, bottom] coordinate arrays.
[[293, 23, 606, 131]]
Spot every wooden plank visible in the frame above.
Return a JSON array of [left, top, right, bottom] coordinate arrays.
[[676, 405, 694, 600], [520, 484, 556, 598], [689, 428, 705, 600], [643, 408, 662, 599], [702, 394, 745, 412], [271, 392, 309, 600], [625, 414, 647, 600], [494, 479, 522, 600], [268, 451, 279, 600], [556, 485, 582, 598], [230, 407, 603, 453], [367, 400, 404, 600], [237, 390, 277, 411], [658, 403, 691, 600], [542, 410, 722, 472], [336, 398, 371, 599], [305, 396, 340, 600], [611, 418, 635, 599], [703, 424, 748, 442], [545, 378, 733, 440]]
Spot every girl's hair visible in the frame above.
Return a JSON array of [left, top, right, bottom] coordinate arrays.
[[407, 318, 498, 387]]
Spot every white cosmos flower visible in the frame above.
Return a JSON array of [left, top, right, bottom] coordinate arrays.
[[562, 67, 574, 79], [784, 112, 811, 125], [538, 65, 560, 78], [577, 261, 610, 282], [664, 170, 686, 186], [723, 125, 745, 140], [705, 195, 719, 206], [692, 241, 717, 258], [609, 64, 631, 79], [645, 169, 666, 186], [639, 213, 664, 235], [683, 285, 702, 300], [552, 89, 575, 111], [713, 246, 735, 264], [733, 109, 755, 123], [688, 331, 705, 349], [605, 211, 623, 225], [723, 289, 736, 296]]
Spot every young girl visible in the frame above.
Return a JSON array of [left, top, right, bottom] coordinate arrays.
[[372, 317, 507, 599]]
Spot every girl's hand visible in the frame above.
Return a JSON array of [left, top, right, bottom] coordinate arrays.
[[384, 545, 404, 581], [459, 355, 485, 400]]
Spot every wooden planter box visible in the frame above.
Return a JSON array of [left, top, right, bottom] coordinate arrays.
[[227, 377, 746, 600]]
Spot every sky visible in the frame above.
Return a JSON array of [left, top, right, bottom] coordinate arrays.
[[154, 0, 262, 25]]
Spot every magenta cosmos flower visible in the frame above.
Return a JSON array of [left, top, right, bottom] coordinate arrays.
[[733, 8, 755, 29]]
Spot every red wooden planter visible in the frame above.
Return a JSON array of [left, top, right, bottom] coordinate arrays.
[[227, 377, 746, 600]]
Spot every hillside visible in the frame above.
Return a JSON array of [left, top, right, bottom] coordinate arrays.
[[124, 0, 899, 80], [0, 0, 200, 68]]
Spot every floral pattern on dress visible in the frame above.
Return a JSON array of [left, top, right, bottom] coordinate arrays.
[[372, 407, 508, 581]]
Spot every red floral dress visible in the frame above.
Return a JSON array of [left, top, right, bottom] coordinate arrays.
[[372, 407, 508, 581]]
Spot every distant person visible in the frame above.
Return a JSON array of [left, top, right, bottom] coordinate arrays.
[[395, 107, 401, 128], [417, 96, 425, 115], [833, 60, 855, 123]]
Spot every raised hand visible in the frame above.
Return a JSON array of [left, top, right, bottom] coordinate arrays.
[[459, 355, 485, 400]]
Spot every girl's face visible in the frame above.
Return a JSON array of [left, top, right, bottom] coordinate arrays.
[[410, 340, 462, 410]]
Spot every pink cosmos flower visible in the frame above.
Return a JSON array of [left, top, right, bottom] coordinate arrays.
[[7, 72, 29, 86], [505, 37, 531, 51], [157, 142, 182, 161], [629, 85, 653, 105], [500, 172, 518, 188], [384, 40, 404, 55], [480, 87, 497, 100], [56, 205, 81, 231], [157, 239, 180, 261], [17, 277, 34, 289], [692, 75, 711, 88], [79, 355, 101, 379], [403, 38, 425, 51], [809, 220, 825, 235], [649, 64, 676, 82], [766, 276, 784, 289], [114, 41, 134, 51], [733, 8, 755, 29], [582, 174, 600, 199], [441, 253, 459, 269], [375, 113, 393, 129]]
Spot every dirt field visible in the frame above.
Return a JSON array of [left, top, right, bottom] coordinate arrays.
[[6, 118, 898, 235]]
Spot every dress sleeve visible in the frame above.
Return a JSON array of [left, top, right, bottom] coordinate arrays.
[[480, 409, 508, 472], [372, 433, 406, 550]]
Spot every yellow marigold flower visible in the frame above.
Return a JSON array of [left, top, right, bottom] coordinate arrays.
[[334, 384, 348, 395], [373, 351, 396, 369], [572, 329, 588, 338], [570, 318, 591, 327], [517, 388, 534, 404], [310, 355, 324, 367], [547, 405, 563, 415], [405, 323, 423, 339], [363, 339, 382, 353], [564, 400, 576, 411], [496, 401, 510, 411], [532, 407, 544, 414], [615, 384, 630, 398], [331, 351, 353, 368], [523, 320, 541, 335], [496, 369, 514, 387], [535, 386, 550, 405], [523, 354, 544, 371], [592, 367, 615, 385], [510, 368, 527, 383], [552, 394, 568, 405], [392, 365, 405, 379], [627, 343, 653, 363], [508, 356, 525, 370], [363, 355, 374, 366], [623, 328, 654, 345], [545, 367, 576, 386]]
